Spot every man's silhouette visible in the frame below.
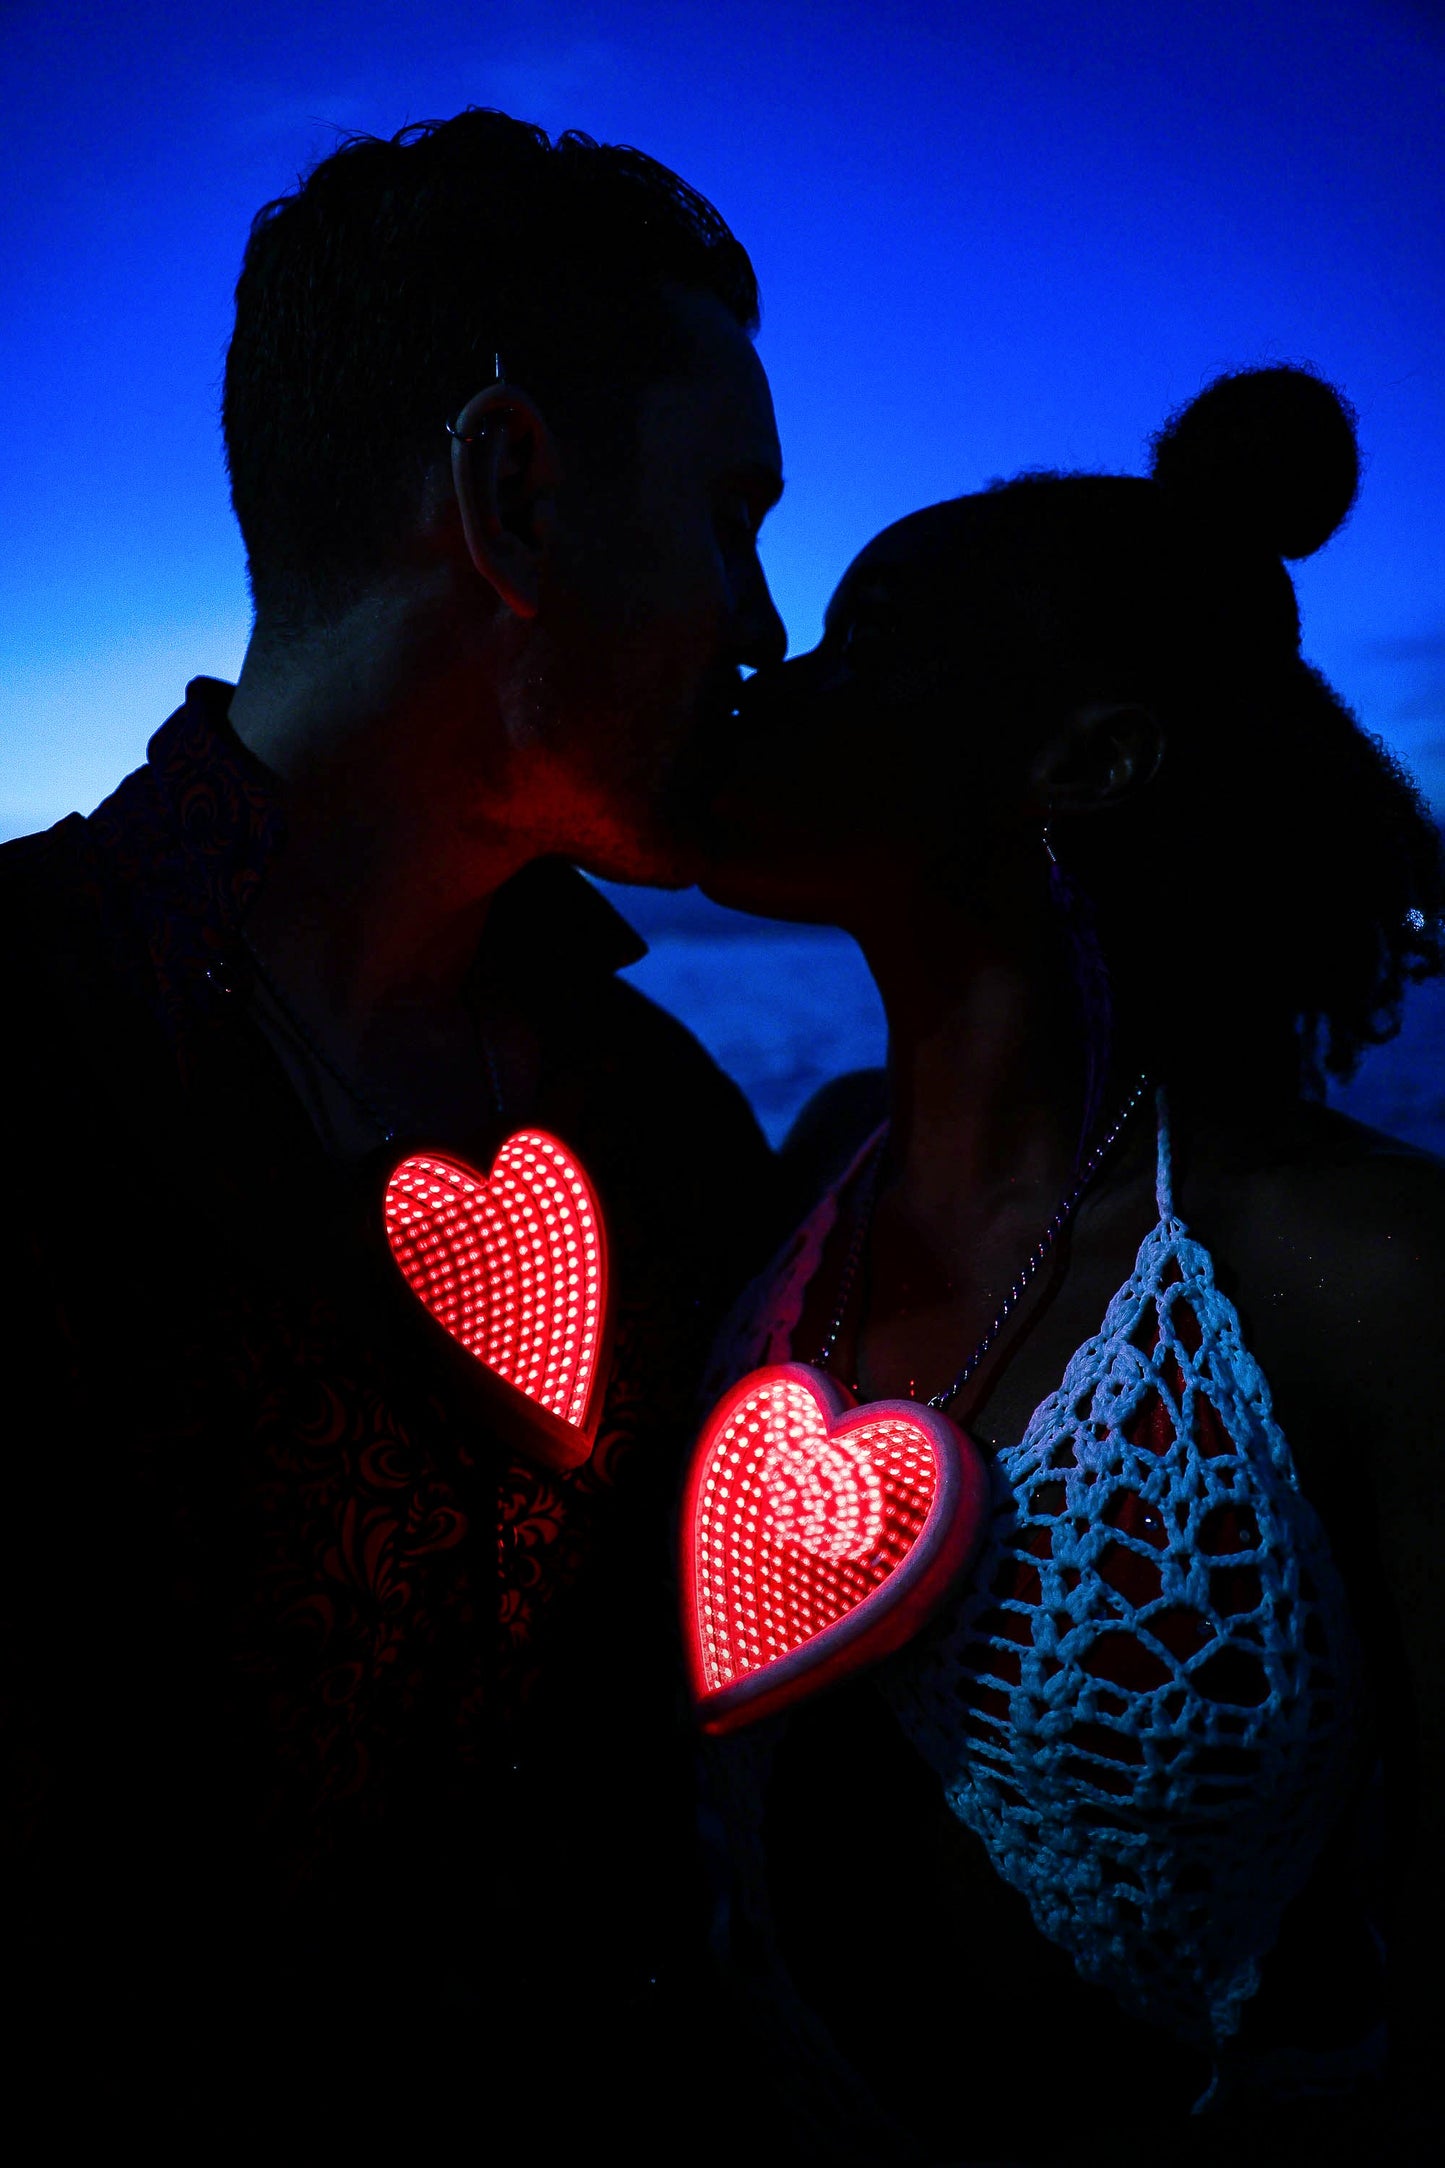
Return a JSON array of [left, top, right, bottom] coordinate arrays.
[[0, 112, 784, 2150]]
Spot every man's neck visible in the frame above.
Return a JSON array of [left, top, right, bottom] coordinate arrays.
[[225, 599, 545, 1155], [229, 594, 531, 1038]]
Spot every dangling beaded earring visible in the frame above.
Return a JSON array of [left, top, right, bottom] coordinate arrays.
[[1043, 821, 1115, 1169]]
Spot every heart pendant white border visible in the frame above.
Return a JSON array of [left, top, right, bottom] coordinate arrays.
[[681, 1361, 990, 1735]]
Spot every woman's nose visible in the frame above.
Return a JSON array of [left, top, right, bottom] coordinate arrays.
[[761, 644, 845, 703], [733, 645, 839, 737]]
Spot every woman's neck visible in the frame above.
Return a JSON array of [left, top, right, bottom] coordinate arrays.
[[851, 883, 1093, 1245], [821, 881, 1157, 1424]]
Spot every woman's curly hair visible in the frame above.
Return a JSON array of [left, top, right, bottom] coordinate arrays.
[[938, 366, 1444, 1099]]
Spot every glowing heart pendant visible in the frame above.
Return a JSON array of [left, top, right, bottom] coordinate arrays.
[[681, 1362, 990, 1735], [383, 1130, 609, 1472]]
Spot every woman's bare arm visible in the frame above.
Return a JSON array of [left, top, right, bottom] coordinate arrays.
[[1227, 1132, 1445, 2154]]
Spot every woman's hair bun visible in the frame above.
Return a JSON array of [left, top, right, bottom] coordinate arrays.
[[1148, 364, 1359, 560]]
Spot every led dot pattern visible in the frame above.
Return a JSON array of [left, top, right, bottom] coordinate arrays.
[[694, 1375, 939, 1694], [384, 1132, 603, 1429]]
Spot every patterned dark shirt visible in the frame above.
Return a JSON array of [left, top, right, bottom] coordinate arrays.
[[0, 679, 778, 2148]]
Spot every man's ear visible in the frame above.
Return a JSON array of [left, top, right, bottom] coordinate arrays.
[[1027, 700, 1165, 817], [449, 383, 563, 621]]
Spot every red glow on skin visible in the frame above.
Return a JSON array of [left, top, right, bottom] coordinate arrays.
[[682, 1362, 990, 1735], [384, 1131, 608, 1466]]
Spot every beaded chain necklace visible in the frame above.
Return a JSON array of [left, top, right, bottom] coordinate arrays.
[[681, 1075, 1152, 1734], [815, 1072, 1153, 1411]]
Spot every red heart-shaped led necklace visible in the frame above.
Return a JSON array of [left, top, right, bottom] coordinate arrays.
[[382, 1134, 608, 1470], [241, 929, 610, 1472], [682, 1075, 1151, 1734]]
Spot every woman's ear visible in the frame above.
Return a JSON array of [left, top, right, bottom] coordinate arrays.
[[1028, 701, 1165, 817], [449, 382, 563, 621]]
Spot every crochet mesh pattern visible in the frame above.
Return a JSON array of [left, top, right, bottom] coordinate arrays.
[[707, 1094, 1364, 2048]]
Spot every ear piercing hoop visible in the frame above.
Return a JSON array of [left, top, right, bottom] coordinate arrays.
[[445, 354, 506, 444]]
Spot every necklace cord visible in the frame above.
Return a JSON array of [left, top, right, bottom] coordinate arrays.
[[812, 1074, 1152, 1412], [811, 1145, 887, 1371], [238, 929, 506, 1146]]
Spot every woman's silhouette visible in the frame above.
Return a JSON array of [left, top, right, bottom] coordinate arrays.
[[697, 367, 1441, 2165]]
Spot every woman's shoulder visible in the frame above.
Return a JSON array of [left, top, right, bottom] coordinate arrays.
[[1185, 1098, 1445, 1487], [1197, 1098, 1445, 1303]]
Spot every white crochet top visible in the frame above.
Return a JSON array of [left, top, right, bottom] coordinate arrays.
[[707, 1092, 1365, 2050]]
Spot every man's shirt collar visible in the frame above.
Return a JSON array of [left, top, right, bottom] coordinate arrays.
[[88, 675, 648, 1017]]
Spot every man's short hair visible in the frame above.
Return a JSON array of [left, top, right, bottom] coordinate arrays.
[[222, 110, 760, 622]]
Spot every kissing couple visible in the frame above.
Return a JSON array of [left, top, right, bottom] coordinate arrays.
[[2, 108, 1438, 2168]]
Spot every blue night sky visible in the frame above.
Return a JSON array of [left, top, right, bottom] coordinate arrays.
[[1, 0, 1442, 842]]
